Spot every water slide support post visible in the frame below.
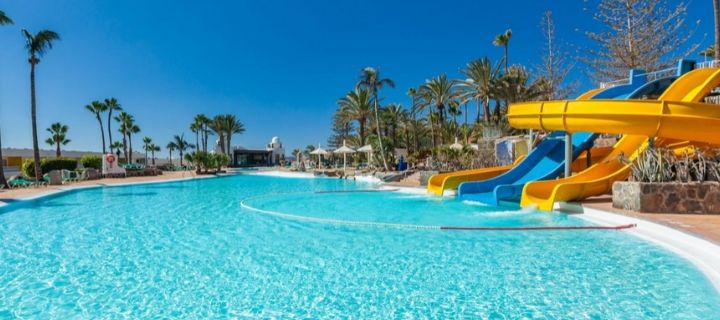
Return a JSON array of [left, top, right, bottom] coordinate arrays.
[[528, 129, 534, 152], [564, 133, 572, 178]]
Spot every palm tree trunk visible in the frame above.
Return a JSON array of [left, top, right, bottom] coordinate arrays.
[[504, 45, 509, 72], [0, 129, 8, 188], [30, 61, 42, 181], [128, 133, 133, 163], [97, 116, 106, 154], [203, 128, 208, 153], [123, 134, 128, 163], [169, 150, 173, 166], [226, 135, 231, 155], [151, 150, 155, 165], [56, 142, 61, 158], [372, 91, 389, 171], [107, 110, 113, 154], [179, 150, 183, 167], [475, 97, 481, 123], [715, 0, 720, 60], [196, 132, 200, 151], [483, 97, 491, 123], [359, 119, 366, 146]]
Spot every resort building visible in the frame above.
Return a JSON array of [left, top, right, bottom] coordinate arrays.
[[231, 137, 285, 167]]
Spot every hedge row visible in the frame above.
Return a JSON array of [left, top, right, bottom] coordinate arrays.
[[80, 155, 102, 170], [21, 158, 78, 178]]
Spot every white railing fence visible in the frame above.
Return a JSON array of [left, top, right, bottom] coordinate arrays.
[[697, 60, 720, 69]]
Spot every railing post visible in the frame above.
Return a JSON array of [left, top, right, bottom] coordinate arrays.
[[564, 133, 572, 178], [528, 129, 534, 152]]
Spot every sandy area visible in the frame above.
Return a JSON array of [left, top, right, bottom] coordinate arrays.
[[0, 170, 208, 202]]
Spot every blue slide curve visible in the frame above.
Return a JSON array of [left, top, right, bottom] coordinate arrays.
[[457, 69, 651, 206]]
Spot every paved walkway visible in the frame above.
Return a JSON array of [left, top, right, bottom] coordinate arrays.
[[580, 195, 720, 245]]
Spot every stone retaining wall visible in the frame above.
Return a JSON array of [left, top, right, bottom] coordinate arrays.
[[612, 181, 720, 214]]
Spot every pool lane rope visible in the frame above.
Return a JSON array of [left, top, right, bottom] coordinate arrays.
[[239, 191, 637, 231]]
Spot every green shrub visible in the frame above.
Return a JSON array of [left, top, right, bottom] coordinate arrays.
[[22, 158, 78, 178], [80, 155, 102, 170]]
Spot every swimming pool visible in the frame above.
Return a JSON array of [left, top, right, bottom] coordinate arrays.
[[0, 174, 718, 318]]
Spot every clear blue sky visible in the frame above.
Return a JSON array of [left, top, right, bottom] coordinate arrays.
[[0, 0, 712, 156]]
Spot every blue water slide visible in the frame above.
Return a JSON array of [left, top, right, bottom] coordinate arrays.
[[457, 69, 650, 206]]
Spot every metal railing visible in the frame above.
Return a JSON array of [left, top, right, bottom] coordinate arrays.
[[599, 78, 629, 89], [642, 67, 676, 82], [697, 60, 720, 69]]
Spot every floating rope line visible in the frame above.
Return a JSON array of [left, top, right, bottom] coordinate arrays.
[[239, 194, 637, 231], [314, 188, 398, 194], [440, 224, 637, 231]]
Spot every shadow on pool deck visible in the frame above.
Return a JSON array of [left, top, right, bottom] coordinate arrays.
[[579, 195, 720, 245]]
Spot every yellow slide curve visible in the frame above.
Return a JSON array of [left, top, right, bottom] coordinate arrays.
[[427, 88, 603, 196], [508, 67, 720, 210]]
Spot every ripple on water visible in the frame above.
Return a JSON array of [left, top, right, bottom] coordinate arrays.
[[0, 175, 718, 318]]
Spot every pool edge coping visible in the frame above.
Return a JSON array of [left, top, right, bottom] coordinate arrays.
[[0, 174, 218, 208], [577, 206, 720, 292]]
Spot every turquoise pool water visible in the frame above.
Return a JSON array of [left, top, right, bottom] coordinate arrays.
[[0, 174, 719, 318]]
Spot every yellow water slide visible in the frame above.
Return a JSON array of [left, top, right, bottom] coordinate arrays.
[[509, 67, 720, 210], [426, 88, 603, 196]]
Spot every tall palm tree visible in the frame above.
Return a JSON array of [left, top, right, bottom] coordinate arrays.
[[115, 112, 133, 162], [493, 29, 512, 72], [128, 124, 140, 163], [338, 89, 372, 146], [142, 136, 152, 163], [190, 121, 201, 151], [23, 28, 60, 181], [192, 114, 211, 152], [104, 98, 122, 154], [383, 104, 404, 147], [420, 74, 458, 140], [166, 142, 177, 165], [356, 67, 394, 171], [209, 116, 225, 154], [85, 100, 108, 154], [220, 114, 245, 155], [45, 122, 70, 158], [0, 10, 13, 188], [173, 134, 191, 167], [714, 0, 720, 60], [149, 144, 160, 165], [458, 57, 502, 123]]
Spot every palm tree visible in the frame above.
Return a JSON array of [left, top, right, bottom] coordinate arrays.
[[45, 122, 70, 157], [209, 116, 225, 154], [383, 104, 404, 147], [420, 74, 458, 140], [104, 98, 122, 154], [0, 10, 13, 188], [23, 28, 60, 181], [714, 0, 720, 61], [173, 134, 191, 167], [458, 58, 502, 123], [110, 141, 124, 157], [166, 142, 177, 165], [142, 136, 152, 163], [128, 124, 140, 163], [149, 144, 160, 165], [115, 112, 133, 162], [192, 114, 211, 152], [356, 67, 394, 171], [85, 100, 108, 154], [222, 114, 245, 155], [338, 89, 372, 146], [190, 121, 201, 151], [493, 29, 512, 72]]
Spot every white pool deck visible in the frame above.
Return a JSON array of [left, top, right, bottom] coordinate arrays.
[[2, 170, 720, 292]]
